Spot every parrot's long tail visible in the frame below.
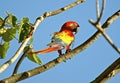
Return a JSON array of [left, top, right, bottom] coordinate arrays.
[[27, 46, 61, 54]]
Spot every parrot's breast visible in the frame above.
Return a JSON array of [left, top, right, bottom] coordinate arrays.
[[53, 30, 74, 45]]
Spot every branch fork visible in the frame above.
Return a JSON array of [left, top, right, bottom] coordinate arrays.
[[89, 0, 120, 83], [89, 0, 120, 54]]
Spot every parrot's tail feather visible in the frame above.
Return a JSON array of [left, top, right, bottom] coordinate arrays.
[[27, 46, 61, 54]]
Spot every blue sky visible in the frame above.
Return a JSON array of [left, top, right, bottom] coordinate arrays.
[[0, 0, 120, 83]]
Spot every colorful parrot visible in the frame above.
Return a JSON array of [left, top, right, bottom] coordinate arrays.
[[27, 21, 79, 55]]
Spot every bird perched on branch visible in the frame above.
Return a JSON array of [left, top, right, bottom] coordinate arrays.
[[27, 21, 80, 55]]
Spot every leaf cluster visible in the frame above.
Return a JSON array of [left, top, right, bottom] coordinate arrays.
[[0, 13, 41, 65], [0, 14, 17, 58]]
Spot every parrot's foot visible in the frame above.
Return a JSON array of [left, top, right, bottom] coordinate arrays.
[[58, 49, 72, 62], [65, 49, 72, 60], [65, 49, 71, 54], [58, 54, 67, 62], [59, 54, 64, 56]]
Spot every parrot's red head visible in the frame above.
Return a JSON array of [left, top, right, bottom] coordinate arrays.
[[60, 21, 80, 34]]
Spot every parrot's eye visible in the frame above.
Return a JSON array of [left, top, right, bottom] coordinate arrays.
[[72, 23, 79, 29]]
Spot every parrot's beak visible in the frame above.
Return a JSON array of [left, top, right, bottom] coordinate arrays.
[[73, 27, 79, 34]]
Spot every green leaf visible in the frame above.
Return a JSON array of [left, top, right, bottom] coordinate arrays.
[[2, 28, 16, 42], [0, 17, 3, 27], [22, 17, 29, 23], [24, 45, 42, 65], [0, 42, 10, 59], [19, 18, 31, 42], [18, 18, 29, 33], [12, 15, 17, 27], [9, 14, 17, 27], [0, 28, 7, 37], [27, 52, 42, 65]]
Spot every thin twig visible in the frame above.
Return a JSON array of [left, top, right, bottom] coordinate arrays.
[[89, 0, 120, 82], [0, 0, 85, 74], [12, 46, 31, 75], [12, 50, 28, 75], [96, 0, 106, 23], [96, 0, 100, 19], [90, 0, 120, 54], [0, 8, 119, 83]]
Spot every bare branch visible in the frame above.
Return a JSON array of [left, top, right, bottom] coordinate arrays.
[[91, 58, 120, 83], [96, 0, 106, 23], [89, 0, 120, 82], [12, 50, 28, 75], [96, 0, 100, 19], [90, 0, 120, 54], [89, 21, 120, 53], [0, 37, 30, 74], [0, 0, 85, 74], [89, 1, 120, 82], [99, 0, 105, 22], [0, 8, 119, 83]]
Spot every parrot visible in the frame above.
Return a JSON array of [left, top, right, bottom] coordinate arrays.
[[27, 21, 80, 55]]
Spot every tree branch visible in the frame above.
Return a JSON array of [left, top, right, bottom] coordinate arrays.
[[90, 21, 120, 54], [96, 0, 100, 19], [0, 0, 85, 74], [96, 0, 105, 23], [91, 58, 120, 83], [0, 8, 119, 83], [90, 0, 120, 54], [12, 49, 28, 75], [89, 0, 120, 82]]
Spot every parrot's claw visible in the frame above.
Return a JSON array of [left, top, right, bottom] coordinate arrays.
[[58, 54, 67, 62], [59, 53, 64, 56], [65, 49, 71, 54], [65, 49, 72, 60]]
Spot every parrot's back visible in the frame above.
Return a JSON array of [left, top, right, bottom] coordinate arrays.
[[47, 30, 75, 48]]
